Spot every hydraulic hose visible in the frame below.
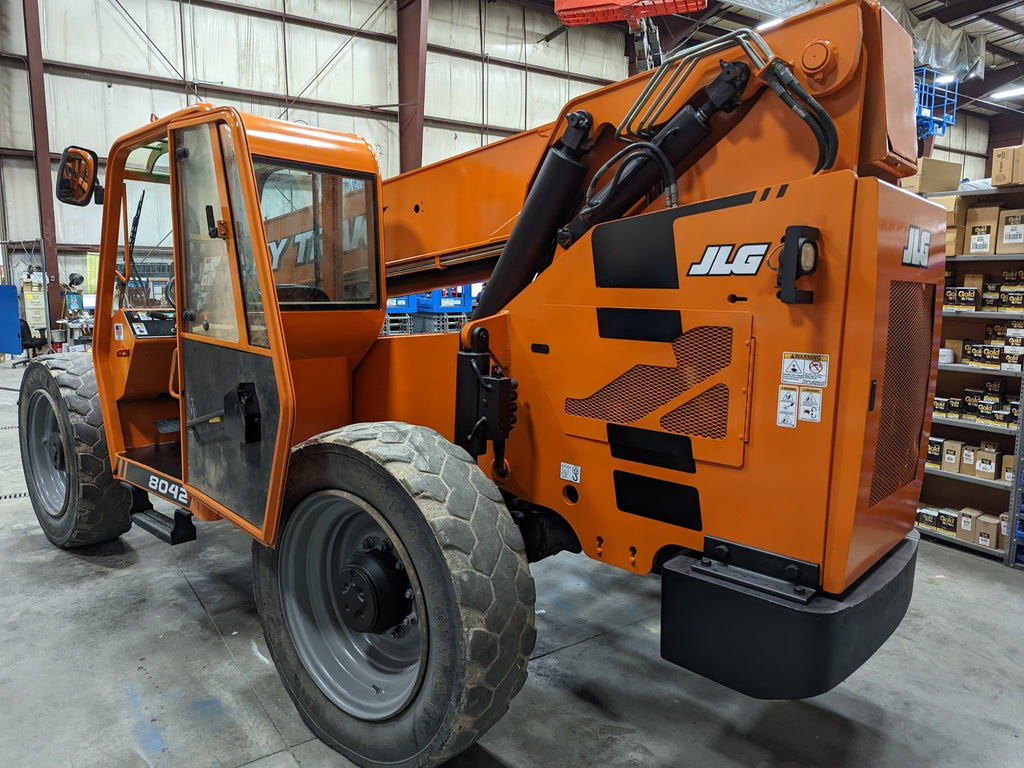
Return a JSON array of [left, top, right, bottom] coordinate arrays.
[[786, 76, 839, 170], [763, 59, 838, 172], [777, 89, 828, 172], [557, 59, 751, 249], [583, 141, 679, 211]]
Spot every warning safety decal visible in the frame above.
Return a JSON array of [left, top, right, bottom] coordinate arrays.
[[798, 387, 822, 423], [777, 385, 798, 428], [781, 352, 829, 387]]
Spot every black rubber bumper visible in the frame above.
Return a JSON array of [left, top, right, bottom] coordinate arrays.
[[660, 530, 919, 699]]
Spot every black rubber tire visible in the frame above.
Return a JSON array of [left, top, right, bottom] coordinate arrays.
[[253, 422, 536, 768], [18, 353, 133, 548]]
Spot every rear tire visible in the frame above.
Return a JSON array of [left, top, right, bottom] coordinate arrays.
[[18, 353, 132, 547], [253, 422, 535, 768]]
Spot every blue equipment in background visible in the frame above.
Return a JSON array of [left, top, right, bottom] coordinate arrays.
[[914, 67, 958, 141], [0, 285, 22, 355]]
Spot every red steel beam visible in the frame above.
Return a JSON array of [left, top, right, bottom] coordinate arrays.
[[21, 0, 61, 328], [397, 0, 430, 173]]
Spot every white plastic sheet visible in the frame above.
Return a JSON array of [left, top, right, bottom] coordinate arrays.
[[881, 1, 985, 81], [1, 160, 42, 240], [0, 65, 32, 150], [0, 0, 27, 56], [44, 74, 187, 154], [40, 0, 183, 79]]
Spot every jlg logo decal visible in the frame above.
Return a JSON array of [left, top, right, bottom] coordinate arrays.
[[149, 474, 189, 505], [688, 243, 770, 276], [901, 225, 930, 268]]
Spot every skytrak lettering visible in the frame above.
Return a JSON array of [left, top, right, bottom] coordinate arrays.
[[688, 242, 771, 276], [268, 216, 368, 270]]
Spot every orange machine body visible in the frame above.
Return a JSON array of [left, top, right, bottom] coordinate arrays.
[[89, 0, 940, 606], [365, 0, 941, 595]]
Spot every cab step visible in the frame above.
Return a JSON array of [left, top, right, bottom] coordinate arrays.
[[131, 508, 197, 545]]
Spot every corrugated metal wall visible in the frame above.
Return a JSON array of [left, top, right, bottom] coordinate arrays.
[[0, 0, 627, 280], [930, 112, 990, 183]]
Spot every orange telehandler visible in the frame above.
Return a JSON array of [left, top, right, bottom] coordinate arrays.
[[19, 1, 943, 765]]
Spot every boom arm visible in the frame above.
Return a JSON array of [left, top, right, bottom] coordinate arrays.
[[381, 0, 915, 299]]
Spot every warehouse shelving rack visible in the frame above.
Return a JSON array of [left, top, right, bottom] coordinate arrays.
[[919, 186, 1024, 567]]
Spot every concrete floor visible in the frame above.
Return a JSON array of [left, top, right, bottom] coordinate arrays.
[[1, 359, 1024, 768]]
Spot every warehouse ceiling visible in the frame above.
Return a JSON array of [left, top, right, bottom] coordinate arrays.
[[531, 0, 1024, 119]]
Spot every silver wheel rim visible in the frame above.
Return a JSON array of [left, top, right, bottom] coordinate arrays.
[[25, 389, 70, 518], [279, 490, 427, 721]]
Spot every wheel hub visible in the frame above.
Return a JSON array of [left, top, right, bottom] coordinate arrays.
[[337, 542, 412, 634], [47, 433, 66, 472]]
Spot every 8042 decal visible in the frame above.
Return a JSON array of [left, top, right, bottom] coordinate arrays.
[[148, 474, 189, 505]]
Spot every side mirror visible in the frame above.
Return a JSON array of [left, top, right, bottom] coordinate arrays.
[[56, 146, 103, 206]]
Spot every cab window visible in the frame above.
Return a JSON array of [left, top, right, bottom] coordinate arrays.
[[254, 158, 380, 309]]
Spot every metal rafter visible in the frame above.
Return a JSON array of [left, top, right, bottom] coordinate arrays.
[[397, 0, 430, 173], [21, 0, 60, 328], [983, 12, 1024, 38], [920, 0, 1023, 24], [959, 64, 1024, 100]]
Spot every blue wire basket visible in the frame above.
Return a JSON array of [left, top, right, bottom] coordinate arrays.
[[914, 67, 958, 140]]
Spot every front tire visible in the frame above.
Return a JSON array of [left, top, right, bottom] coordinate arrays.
[[18, 353, 132, 547], [253, 422, 535, 768]]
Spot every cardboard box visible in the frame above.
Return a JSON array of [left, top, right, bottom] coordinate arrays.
[[948, 395, 963, 414], [933, 396, 949, 415], [997, 209, 1024, 254], [963, 273, 986, 290], [1002, 454, 1015, 483], [963, 387, 984, 414], [983, 291, 1001, 309], [932, 195, 970, 227], [917, 507, 939, 530], [1000, 286, 1024, 312], [967, 205, 1002, 255], [980, 439, 999, 452], [992, 409, 1013, 426], [1011, 399, 1020, 419], [946, 227, 965, 256], [974, 449, 1001, 480], [1003, 267, 1020, 285], [958, 507, 983, 542], [992, 145, 1018, 186], [952, 286, 981, 310], [944, 339, 964, 362], [941, 439, 964, 472], [980, 345, 1003, 368], [1008, 320, 1024, 336], [926, 436, 944, 468], [901, 157, 962, 194], [976, 514, 1001, 550], [960, 445, 979, 476], [984, 378, 1007, 396], [937, 508, 959, 536], [999, 513, 1010, 551], [976, 400, 997, 422]]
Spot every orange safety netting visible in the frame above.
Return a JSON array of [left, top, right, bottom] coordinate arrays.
[[555, 0, 708, 28]]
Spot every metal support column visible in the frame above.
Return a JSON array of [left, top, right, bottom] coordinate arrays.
[[397, 0, 430, 173], [22, 0, 61, 329]]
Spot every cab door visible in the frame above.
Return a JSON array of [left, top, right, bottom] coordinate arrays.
[[169, 111, 294, 544]]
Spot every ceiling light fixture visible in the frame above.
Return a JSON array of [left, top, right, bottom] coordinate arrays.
[[935, 74, 956, 85], [992, 86, 1024, 99]]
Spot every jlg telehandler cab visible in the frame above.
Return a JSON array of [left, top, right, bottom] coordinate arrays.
[[19, 1, 943, 765]]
